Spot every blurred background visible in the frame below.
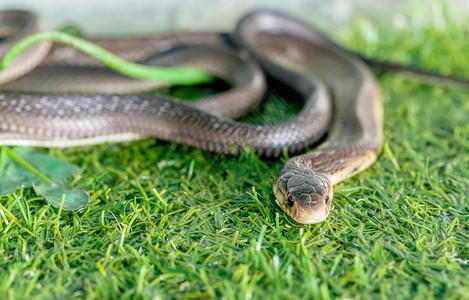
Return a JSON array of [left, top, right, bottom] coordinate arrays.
[[0, 0, 467, 36]]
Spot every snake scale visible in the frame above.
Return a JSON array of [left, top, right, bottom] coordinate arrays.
[[0, 9, 382, 224]]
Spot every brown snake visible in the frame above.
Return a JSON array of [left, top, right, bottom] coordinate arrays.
[[0, 9, 383, 224]]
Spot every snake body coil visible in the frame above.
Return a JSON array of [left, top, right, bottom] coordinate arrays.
[[0, 10, 383, 224]]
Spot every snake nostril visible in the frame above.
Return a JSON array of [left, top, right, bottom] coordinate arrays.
[[287, 195, 294, 207]]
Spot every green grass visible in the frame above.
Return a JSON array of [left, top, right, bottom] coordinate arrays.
[[1, 1, 468, 299]]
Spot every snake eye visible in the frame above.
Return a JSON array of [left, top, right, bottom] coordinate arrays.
[[287, 195, 294, 207], [325, 195, 330, 204]]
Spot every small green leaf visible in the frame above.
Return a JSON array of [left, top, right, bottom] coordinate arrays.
[[21, 152, 80, 181], [6, 147, 52, 184], [35, 181, 89, 211], [58, 24, 83, 36], [0, 175, 23, 195], [0, 147, 89, 211], [0, 160, 36, 189], [10, 147, 34, 155], [12, 147, 79, 181]]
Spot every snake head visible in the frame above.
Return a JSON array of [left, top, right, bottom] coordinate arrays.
[[273, 164, 332, 224]]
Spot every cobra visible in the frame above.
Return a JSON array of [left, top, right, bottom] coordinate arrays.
[[0, 9, 383, 224]]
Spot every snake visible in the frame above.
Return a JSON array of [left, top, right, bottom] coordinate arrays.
[[0, 9, 383, 224]]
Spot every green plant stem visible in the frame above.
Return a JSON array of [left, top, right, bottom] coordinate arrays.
[[0, 146, 7, 180], [0, 31, 213, 85], [5, 148, 53, 184]]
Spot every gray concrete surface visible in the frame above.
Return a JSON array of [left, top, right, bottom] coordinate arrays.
[[0, 1, 467, 36]]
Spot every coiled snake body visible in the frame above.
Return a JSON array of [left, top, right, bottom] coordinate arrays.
[[0, 10, 382, 224]]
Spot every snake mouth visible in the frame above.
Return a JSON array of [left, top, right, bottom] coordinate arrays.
[[297, 207, 329, 224], [289, 199, 329, 224]]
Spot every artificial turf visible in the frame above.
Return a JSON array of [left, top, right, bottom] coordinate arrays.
[[0, 1, 468, 299]]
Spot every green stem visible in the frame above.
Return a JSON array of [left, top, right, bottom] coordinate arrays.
[[0, 146, 7, 180], [5, 148, 53, 185], [0, 31, 213, 85]]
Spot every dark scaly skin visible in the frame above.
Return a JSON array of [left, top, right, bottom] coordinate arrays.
[[0, 9, 383, 224], [0, 10, 52, 85], [234, 11, 382, 223]]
